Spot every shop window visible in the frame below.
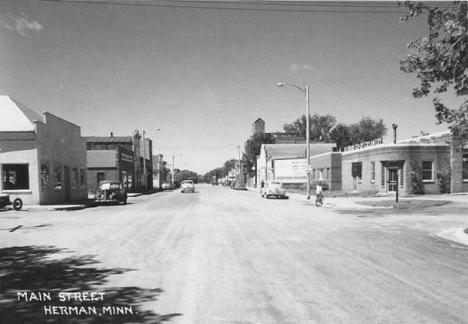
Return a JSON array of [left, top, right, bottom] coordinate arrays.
[[463, 154, 468, 181], [2, 164, 29, 190], [422, 161, 433, 182], [41, 164, 50, 189], [54, 166, 62, 189], [326, 168, 330, 180], [71, 168, 78, 188], [80, 169, 86, 188], [318, 169, 324, 180], [97, 172, 105, 184], [371, 162, 375, 183]]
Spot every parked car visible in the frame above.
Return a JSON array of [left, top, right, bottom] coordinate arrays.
[[233, 182, 247, 191], [261, 181, 288, 199], [94, 181, 127, 204], [0, 194, 22, 210], [181, 180, 195, 193], [162, 182, 172, 190]]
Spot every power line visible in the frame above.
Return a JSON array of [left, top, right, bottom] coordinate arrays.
[[20, 0, 418, 14]]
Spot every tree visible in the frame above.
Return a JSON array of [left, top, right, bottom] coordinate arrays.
[[282, 113, 337, 142], [330, 117, 387, 150], [174, 169, 199, 185], [244, 132, 275, 177], [330, 123, 352, 150], [399, 1, 468, 136], [349, 117, 387, 144]]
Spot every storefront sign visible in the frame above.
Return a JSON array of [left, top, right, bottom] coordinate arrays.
[[273, 158, 307, 182], [344, 138, 383, 152]]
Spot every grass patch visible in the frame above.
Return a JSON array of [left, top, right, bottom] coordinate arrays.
[[355, 199, 451, 210]]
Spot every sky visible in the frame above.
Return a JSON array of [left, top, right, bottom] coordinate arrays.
[[0, 0, 459, 174]]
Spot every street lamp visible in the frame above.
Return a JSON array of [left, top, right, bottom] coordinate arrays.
[[277, 82, 311, 200], [229, 144, 242, 183]]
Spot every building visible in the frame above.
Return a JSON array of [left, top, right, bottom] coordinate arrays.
[[308, 132, 468, 195], [257, 143, 336, 186], [152, 154, 164, 189], [85, 131, 153, 192], [0, 96, 88, 204]]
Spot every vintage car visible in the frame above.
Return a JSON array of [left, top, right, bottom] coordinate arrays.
[[261, 181, 288, 199], [233, 182, 248, 191], [0, 194, 23, 211], [180, 180, 195, 193], [161, 182, 172, 190], [94, 181, 127, 204]]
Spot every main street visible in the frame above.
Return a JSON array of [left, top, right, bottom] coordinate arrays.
[[1, 185, 468, 324]]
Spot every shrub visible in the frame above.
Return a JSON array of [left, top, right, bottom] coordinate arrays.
[[409, 161, 424, 194]]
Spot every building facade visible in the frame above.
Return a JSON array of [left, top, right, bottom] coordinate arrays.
[[85, 131, 153, 192], [0, 96, 88, 205]]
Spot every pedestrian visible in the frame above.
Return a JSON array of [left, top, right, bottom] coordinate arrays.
[[260, 180, 264, 188]]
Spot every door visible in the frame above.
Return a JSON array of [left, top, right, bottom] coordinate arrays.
[[64, 166, 71, 202], [388, 168, 398, 192]]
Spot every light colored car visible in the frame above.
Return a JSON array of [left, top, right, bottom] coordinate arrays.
[[181, 180, 195, 193], [261, 181, 288, 199], [161, 182, 172, 190]]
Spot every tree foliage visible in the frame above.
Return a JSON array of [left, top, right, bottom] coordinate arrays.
[[243, 132, 276, 177], [330, 117, 387, 150], [203, 159, 239, 182], [174, 169, 199, 185], [282, 113, 337, 142], [399, 1, 468, 136]]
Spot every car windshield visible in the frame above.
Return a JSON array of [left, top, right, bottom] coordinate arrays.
[[182, 180, 193, 184]]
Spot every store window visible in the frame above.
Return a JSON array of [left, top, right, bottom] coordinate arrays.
[[422, 161, 433, 182], [463, 154, 468, 181], [2, 164, 29, 190], [352, 162, 362, 178], [371, 162, 375, 183], [326, 168, 330, 180], [41, 164, 50, 189], [318, 169, 324, 180], [54, 166, 62, 189]]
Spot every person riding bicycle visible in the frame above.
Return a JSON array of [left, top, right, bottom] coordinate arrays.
[[315, 183, 324, 206]]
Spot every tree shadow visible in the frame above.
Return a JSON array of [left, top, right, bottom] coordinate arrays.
[[0, 246, 182, 323]]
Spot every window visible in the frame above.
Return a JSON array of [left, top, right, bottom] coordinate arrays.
[[71, 168, 78, 188], [97, 172, 105, 184], [422, 161, 433, 182], [371, 162, 375, 183], [2, 164, 29, 190], [352, 162, 362, 178], [41, 164, 50, 189], [463, 154, 468, 181], [318, 169, 324, 180], [54, 166, 62, 189], [326, 168, 330, 180]]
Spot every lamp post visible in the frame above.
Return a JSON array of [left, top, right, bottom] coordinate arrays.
[[277, 82, 311, 200]]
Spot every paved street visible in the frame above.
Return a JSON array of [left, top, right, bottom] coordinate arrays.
[[1, 185, 468, 324]]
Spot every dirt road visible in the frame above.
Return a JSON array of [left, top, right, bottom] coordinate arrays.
[[1, 184, 468, 324]]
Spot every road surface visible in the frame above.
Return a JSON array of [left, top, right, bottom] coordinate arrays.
[[1, 184, 468, 324]]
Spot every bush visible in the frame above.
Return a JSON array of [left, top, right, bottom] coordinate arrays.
[[409, 161, 424, 194]]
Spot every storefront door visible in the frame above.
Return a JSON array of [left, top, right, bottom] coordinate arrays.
[[388, 168, 398, 192]]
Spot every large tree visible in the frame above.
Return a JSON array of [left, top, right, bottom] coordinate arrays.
[[282, 113, 337, 142], [244, 132, 275, 177], [330, 117, 387, 150], [399, 1, 468, 136]]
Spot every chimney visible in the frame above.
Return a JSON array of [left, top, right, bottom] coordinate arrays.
[[392, 124, 398, 144], [110, 132, 113, 137]]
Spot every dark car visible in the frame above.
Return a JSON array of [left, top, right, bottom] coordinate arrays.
[[0, 194, 23, 210], [94, 181, 127, 204]]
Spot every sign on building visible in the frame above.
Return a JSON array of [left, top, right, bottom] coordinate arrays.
[[273, 158, 307, 183]]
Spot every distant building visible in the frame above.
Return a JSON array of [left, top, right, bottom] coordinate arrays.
[[85, 131, 153, 192], [0, 96, 88, 204], [257, 143, 336, 185], [152, 154, 164, 189]]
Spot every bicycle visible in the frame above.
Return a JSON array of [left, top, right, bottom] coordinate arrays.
[[315, 193, 324, 207]]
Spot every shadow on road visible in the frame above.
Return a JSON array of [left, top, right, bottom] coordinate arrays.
[[0, 245, 182, 323]]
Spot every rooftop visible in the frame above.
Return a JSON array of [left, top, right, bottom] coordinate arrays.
[[0, 96, 43, 132]]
